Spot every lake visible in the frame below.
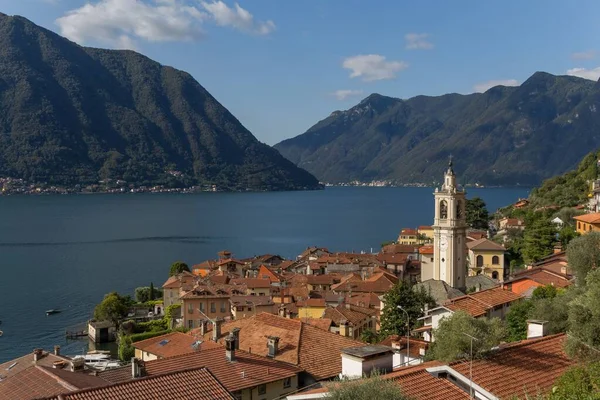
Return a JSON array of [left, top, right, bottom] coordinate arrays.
[[0, 186, 529, 362]]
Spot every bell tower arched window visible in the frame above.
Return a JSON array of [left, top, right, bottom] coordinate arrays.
[[456, 200, 463, 219], [440, 200, 448, 219]]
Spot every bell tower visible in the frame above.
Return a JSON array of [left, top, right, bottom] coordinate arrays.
[[432, 160, 468, 289]]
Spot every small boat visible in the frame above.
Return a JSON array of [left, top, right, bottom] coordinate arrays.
[[0, 330, 3, 337], [46, 309, 61, 316]]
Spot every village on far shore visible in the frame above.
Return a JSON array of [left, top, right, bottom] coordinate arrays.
[[3, 162, 598, 400]]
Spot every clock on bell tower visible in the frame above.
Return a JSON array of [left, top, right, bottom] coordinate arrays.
[[430, 160, 468, 289]]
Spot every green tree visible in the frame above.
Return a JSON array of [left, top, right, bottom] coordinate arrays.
[[327, 374, 410, 400], [554, 207, 584, 228], [506, 300, 535, 342], [565, 269, 600, 362], [522, 217, 557, 264], [94, 292, 130, 328], [549, 362, 600, 400], [134, 286, 163, 303], [558, 225, 578, 248], [169, 261, 190, 276], [379, 282, 435, 337], [466, 197, 489, 230], [360, 329, 379, 344], [118, 335, 135, 362], [426, 311, 506, 363], [566, 232, 600, 285], [528, 288, 580, 335], [532, 285, 559, 300]]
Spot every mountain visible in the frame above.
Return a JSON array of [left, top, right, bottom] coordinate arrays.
[[0, 13, 319, 191], [275, 72, 600, 186]]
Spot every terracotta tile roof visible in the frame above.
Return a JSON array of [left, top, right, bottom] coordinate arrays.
[[306, 274, 339, 285], [573, 212, 600, 224], [230, 278, 271, 288], [99, 346, 300, 392], [507, 268, 572, 288], [0, 366, 75, 400], [444, 287, 522, 317], [0, 364, 109, 400], [296, 298, 327, 307], [217, 258, 245, 266], [0, 351, 71, 380], [192, 260, 217, 270], [466, 238, 506, 251], [376, 253, 409, 264], [278, 260, 295, 270], [450, 334, 574, 399], [230, 295, 274, 307], [418, 225, 433, 231], [345, 292, 381, 308], [198, 313, 364, 380], [323, 304, 375, 326], [381, 244, 420, 254], [179, 286, 234, 299], [44, 368, 234, 400], [300, 318, 333, 331], [132, 331, 221, 359], [257, 265, 282, 283], [419, 245, 434, 255], [400, 228, 418, 236], [385, 362, 470, 400]]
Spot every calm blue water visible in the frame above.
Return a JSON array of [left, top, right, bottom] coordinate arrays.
[[0, 186, 528, 362]]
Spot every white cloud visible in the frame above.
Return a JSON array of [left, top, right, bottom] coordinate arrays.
[[55, 0, 274, 49], [405, 33, 433, 50], [473, 79, 519, 93], [567, 67, 600, 81], [56, 0, 206, 49], [342, 54, 408, 82], [330, 89, 364, 101], [571, 50, 597, 60], [200, 1, 275, 35]]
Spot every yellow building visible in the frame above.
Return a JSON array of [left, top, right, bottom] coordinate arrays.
[[417, 225, 434, 243], [296, 299, 327, 319], [397, 228, 418, 245], [574, 213, 600, 234], [466, 238, 506, 282]]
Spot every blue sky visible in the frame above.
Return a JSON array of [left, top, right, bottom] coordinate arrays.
[[1, 0, 600, 145]]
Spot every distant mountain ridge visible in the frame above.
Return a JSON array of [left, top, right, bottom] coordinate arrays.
[[0, 13, 320, 191], [275, 72, 600, 186]]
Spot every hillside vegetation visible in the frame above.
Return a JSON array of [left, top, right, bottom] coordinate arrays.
[[0, 13, 319, 191]]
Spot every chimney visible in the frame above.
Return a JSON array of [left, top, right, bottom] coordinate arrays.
[[71, 357, 85, 372], [340, 319, 349, 337], [225, 333, 236, 362], [53, 345, 61, 356], [232, 327, 241, 350], [200, 319, 208, 336], [33, 349, 44, 362], [267, 336, 280, 358], [553, 243, 562, 254], [212, 318, 223, 342], [526, 320, 548, 339], [345, 303, 351, 310], [131, 357, 143, 378]]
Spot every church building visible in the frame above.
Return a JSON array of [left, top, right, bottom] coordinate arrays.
[[421, 161, 468, 290]]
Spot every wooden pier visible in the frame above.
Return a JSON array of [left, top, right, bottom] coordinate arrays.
[[65, 329, 88, 339]]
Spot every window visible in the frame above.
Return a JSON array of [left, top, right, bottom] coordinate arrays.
[[492, 256, 499, 265], [476, 255, 484, 268], [492, 271, 499, 280], [283, 377, 292, 389], [199, 302, 205, 312], [258, 384, 267, 395], [430, 257, 434, 262], [578, 222, 581, 229], [439, 200, 448, 219], [220, 301, 226, 313], [188, 319, 194, 329], [237, 306, 244, 312], [187, 303, 193, 314], [210, 302, 216, 313], [169, 291, 173, 298]]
